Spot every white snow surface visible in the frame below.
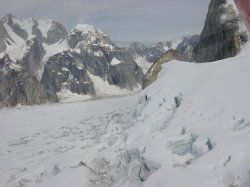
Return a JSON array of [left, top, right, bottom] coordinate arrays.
[[37, 19, 53, 37], [134, 55, 152, 74], [88, 71, 139, 97], [13, 17, 34, 37], [110, 57, 122, 66], [1, 42, 250, 187], [75, 24, 106, 36]]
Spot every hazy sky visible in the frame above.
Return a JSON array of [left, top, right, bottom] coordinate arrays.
[[0, 0, 210, 42]]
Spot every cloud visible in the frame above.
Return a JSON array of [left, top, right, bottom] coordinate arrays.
[[0, 0, 210, 41]]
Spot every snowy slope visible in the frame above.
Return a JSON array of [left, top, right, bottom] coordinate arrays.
[[0, 44, 250, 187]]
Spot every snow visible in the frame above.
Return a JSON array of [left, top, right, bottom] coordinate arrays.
[[13, 17, 34, 38], [37, 19, 53, 37], [99, 42, 114, 50], [0, 53, 5, 59], [57, 89, 92, 103], [94, 51, 104, 57], [75, 24, 106, 36], [1, 39, 250, 187], [134, 55, 152, 74], [170, 38, 183, 49], [110, 57, 122, 66], [87, 71, 139, 97], [3, 23, 26, 61]]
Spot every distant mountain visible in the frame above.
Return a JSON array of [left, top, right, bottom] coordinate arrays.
[[128, 35, 199, 74], [0, 14, 144, 108]]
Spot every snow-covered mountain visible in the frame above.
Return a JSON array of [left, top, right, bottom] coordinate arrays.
[[128, 35, 199, 74], [0, 28, 250, 187], [0, 14, 144, 108], [0, 0, 250, 186]]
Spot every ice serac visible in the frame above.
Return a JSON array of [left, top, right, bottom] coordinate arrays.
[[193, 0, 248, 62], [143, 49, 183, 88], [0, 54, 58, 108]]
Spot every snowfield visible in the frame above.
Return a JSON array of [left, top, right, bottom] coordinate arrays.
[[1, 43, 250, 187]]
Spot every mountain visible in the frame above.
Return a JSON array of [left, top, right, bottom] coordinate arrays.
[[1, 33, 250, 187], [193, 0, 249, 62], [128, 35, 199, 74], [0, 54, 58, 108], [0, 14, 144, 108]]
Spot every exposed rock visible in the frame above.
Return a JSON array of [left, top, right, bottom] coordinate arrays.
[[193, 0, 248, 62], [129, 41, 165, 64], [1, 14, 28, 40], [31, 20, 44, 42], [0, 21, 13, 53], [0, 54, 58, 108], [41, 51, 96, 95], [176, 35, 200, 61], [65, 25, 144, 90], [143, 50, 183, 88], [17, 37, 45, 76], [46, 21, 68, 44]]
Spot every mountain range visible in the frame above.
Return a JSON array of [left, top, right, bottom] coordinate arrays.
[[0, 14, 199, 108]]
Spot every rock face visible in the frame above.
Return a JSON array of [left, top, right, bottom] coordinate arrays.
[[193, 0, 248, 62], [41, 51, 96, 95], [0, 22, 13, 53], [128, 36, 199, 74], [0, 15, 144, 107], [143, 50, 183, 88], [59, 24, 144, 90], [0, 55, 58, 108], [46, 21, 68, 44], [129, 35, 199, 64], [2, 14, 29, 40], [17, 37, 45, 76], [176, 35, 200, 62]]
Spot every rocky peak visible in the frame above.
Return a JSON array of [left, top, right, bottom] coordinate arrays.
[[1, 14, 15, 24], [128, 41, 147, 56], [1, 14, 29, 40], [45, 20, 68, 44], [193, 0, 248, 62], [67, 24, 114, 49], [0, 22, 13, 52], [0, 54, 58, 108], [17, 37, 45, 76]]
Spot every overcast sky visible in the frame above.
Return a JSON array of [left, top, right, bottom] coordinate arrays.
[[0, 0, 210, 42]]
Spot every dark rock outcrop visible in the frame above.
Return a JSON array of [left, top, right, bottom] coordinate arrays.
[[143, 50, 183, 88], [46, 21, 68, 44], [176, 35, 199, 62], [0, 22, 13, 52], [0, 54, 58, 108], [64, 25, 144, 90], [129, 41, 165, 63], [129, 35, 199, 66], [17, 37, 45, 76], [193, 0, 248, 62], [41, 51, 96, 95], [1, 14, 29, 40]]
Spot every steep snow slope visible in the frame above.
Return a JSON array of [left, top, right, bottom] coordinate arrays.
[[0, 43, 250, 186]]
